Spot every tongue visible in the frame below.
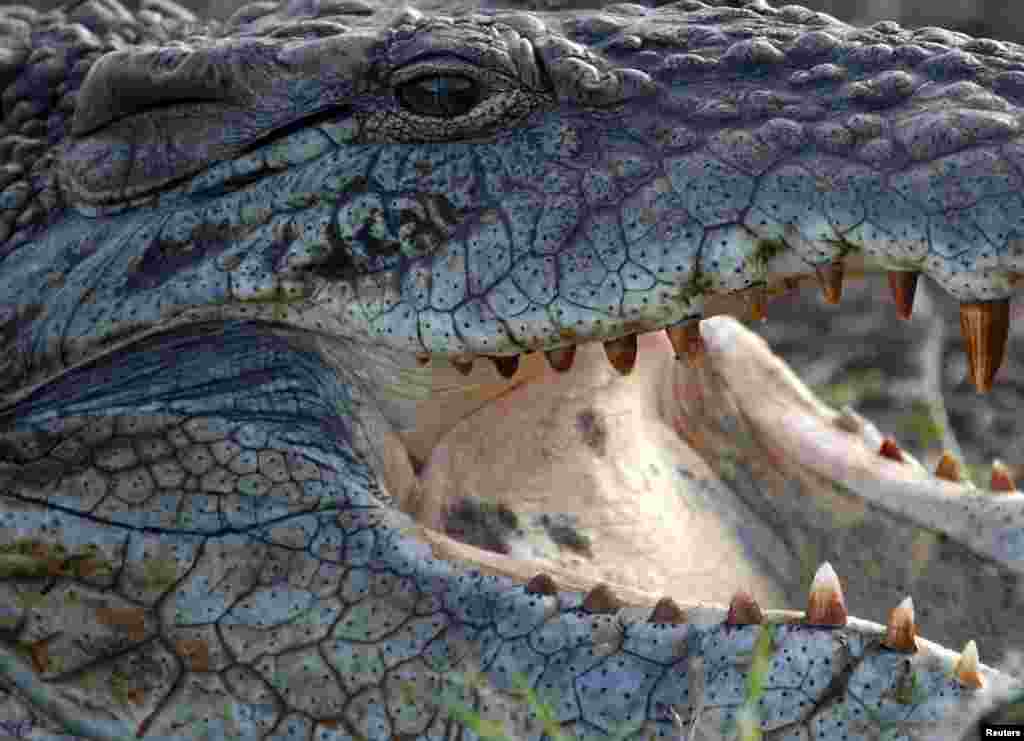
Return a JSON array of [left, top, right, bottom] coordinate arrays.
[[409, 329, 798, 608]]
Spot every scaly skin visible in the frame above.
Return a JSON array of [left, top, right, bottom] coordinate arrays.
[[0, 0, 1022, 738]]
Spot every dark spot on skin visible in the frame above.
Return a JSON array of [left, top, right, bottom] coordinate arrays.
[[0, 428, 62, 465], [315, 188, 403, 280], [312, 189, 460, 281], [1001, 571, 1020, 611], [307, 237, 361, 280], [18, 303, 45, 323], [127, 220, 246, 291], [443, 497, 519, 555], [537, 512, 592, 556], [576, 408, 607, 456], [424, 192, 459, 226], [0, 301, 40, 355], [273, 220, 300, 246], [17, 459, 66, 487]]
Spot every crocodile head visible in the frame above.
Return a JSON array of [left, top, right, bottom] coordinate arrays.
[[0, 0, 1022, 737], [8, 0, 1024, 395]]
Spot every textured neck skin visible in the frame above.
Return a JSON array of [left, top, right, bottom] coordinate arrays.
[[0, 0, 1023, 738]]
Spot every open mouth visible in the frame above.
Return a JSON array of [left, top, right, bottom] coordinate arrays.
[[395, 277, 1023, 684]]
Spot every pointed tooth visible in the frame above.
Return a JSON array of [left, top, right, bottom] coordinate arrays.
[[649, 596, 686, 624], [664, 323, 688, 359], [954, 640, 984, 689], [959, 299, 1010, 393], [879, 437, 905, 463], [545, 346, 576, 373], [806, 562, 847, 627], [450, 355, 475, 375], [415, 353, 431, 367], [27, 637, 49, 673], [665, 319, 705, 368], [816, 260, 844, 304], [725, 590, 763, 626], [882, 596, 917, 653], [603, 334, 638, 375], [582, 583, 622, 614], [991, 459, 1016, 493], [935, 451, 963, 482], [887, 271, 919, 320], [525, 573, 558, 596], [747, 285, 768, 322], [490, 355, 520, 379]]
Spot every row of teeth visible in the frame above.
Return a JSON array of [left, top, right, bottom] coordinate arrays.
[[420, 260, 1021, 493], [420, 264, 1011, 394], [524, 561, 986, 689], [877, 436, 1018, 490]]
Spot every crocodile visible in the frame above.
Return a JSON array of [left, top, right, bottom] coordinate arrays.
[[0, 0, 1023, 737]]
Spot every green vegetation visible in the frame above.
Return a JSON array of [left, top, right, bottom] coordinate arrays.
[[813, 369, 884, 409], [425, 622, 781, 741]]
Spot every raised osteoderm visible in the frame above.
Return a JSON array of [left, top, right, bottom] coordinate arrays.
[[0, 0, 1022, 738]]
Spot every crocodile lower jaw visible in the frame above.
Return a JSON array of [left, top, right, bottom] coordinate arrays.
[[416, 524, 1001, 690]]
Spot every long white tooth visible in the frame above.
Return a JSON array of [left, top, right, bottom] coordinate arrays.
[[806, 562, 847, 626], [954, 640, 984, 689], [959, 299, 1010, 393], [883, 596, 917, 653]]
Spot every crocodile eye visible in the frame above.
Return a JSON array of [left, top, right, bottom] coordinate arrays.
[[395, 74, 483, 118]]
